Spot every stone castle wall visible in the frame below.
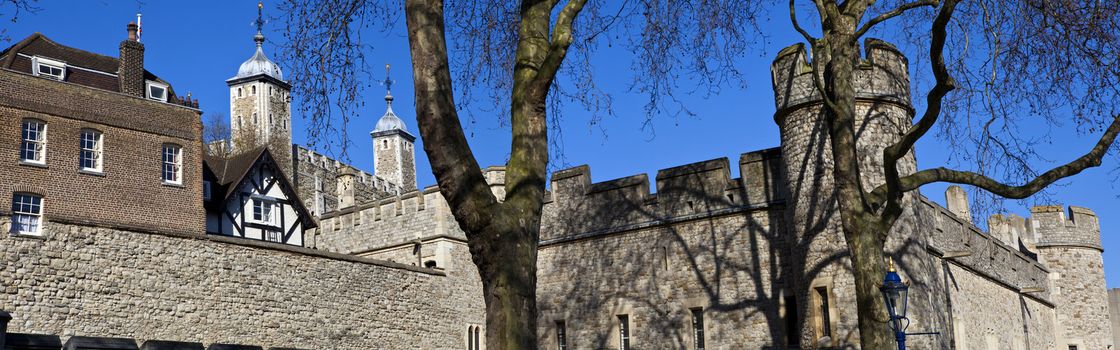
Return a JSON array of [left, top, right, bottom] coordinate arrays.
[[0, 220, 480, 350], [292, 146, 400, 217]]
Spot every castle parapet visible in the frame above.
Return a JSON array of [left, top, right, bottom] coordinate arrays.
[[771, 38, 911, 117], [541, 151, 787, 243], [1031, 205, 1102, 251]]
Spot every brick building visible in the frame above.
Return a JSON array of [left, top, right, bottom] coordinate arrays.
[[0, 24, 203, 237]]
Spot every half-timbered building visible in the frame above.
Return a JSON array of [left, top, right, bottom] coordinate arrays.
[[204, 146, 314, 246]]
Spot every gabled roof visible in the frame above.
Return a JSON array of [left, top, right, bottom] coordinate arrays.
[[0, 32, 184, 103], [204, 147, 317, 229]]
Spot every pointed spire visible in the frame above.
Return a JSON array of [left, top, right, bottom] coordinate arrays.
[[373, 64, 408, 133]]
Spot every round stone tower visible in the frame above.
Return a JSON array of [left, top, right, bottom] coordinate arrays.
[[770, 39, 942, 348], [1031, 205, 1113, 349]]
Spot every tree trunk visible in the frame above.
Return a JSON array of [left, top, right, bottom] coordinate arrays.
[[474, 214, 540, 350], [820, 18, 894, 350]]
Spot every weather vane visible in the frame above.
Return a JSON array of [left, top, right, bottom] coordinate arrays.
[[381, 64, 394, 96], [255, 1, 266, 34]]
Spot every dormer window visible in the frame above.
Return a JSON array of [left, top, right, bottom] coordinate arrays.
[[146, 81, 168, 102], [32, 57, 65, 81]]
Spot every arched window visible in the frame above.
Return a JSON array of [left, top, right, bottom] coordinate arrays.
[[253, 113, 258, 124], [237, 87, 243, 97], [251, 85, 257, 95]]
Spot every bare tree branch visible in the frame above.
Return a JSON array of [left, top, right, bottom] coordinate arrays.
[[872, 115, 1120, 201], [854, 0, 939, 38]]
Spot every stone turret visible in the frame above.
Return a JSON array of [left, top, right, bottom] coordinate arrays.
[[772, 39, 939, 348], [1030, 205, 1112, 349], [371, 65, 417, 192]]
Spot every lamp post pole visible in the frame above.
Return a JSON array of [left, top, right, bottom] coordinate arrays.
[[881, 258, 910, 350]]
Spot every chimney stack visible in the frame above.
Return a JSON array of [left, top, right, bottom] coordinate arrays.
[[119, 22, 145, 97]]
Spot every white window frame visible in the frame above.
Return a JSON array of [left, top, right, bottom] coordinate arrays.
[[161, 144, 182, 185], [20, 119, 47, 164], [78, 129, 103, 172], [146, 80, 169, 102], [31, 56, 65, 80], [251, 198, 279, 226], [10, 193, 43, 235]]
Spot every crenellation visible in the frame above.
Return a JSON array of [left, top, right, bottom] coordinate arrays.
[[771, 39, 910, 118], [738, 147, 785, 207]]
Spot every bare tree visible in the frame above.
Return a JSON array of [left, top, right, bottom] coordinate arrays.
[[280, 0, 1120, 348], [788, 0, 1120, 348], [0, 0, 38, 42], [202, 112, 231, 157], [278, 0, 763, 348]]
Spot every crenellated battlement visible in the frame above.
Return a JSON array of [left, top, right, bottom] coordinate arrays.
[[540, 148, 786, 243], [771, 38, 911, 117], [1030, 205, 1102, 250]]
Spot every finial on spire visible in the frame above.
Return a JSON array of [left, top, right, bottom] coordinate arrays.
[[381, 63, 395, 103], [253, 1, 266, 46]]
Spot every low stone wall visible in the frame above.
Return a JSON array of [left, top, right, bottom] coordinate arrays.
[[0, 221, 478, 350]]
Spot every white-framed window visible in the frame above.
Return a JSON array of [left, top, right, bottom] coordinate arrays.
[[10, 193, 43, 235], [32, 57, 65, 80], [79, 129, 103, 172], [146, 80, 168, 102], [252, 198, 278, 225], [265, 230, 282, 243], [161, 144, 182, 184], [203, 181, 212, 201], [20, 119, 47, 164]]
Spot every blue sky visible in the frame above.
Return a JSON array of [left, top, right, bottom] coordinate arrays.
[[8, 1, 1120, 287]]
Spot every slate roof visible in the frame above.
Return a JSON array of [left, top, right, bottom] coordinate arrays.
[[0, 32, 187, 104]]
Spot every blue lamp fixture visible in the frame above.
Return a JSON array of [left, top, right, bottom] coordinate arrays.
[[881, 258, 910, 350]]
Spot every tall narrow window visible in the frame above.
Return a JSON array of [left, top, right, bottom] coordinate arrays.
[[237, 87, 243, 97], [814, 286, 832, 339], [79, 129, 103, 172], [161, 144, 182, 184], [618, 315, 630, 350], [237, 116, 243, 128], [20, 119, 47, 164], [556, 321, 567, 350], [269, 113, 273, 125], [10, 193, 43, 235], [473, 327, 480, 350], [251, 85, 257, 95], [691, 308, 705, 350]]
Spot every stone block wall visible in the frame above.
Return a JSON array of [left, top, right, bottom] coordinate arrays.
[[292, 146, 399, 217], [309, 187, 458, 254], [0, 220, 479, 350], [536, 208, 789, 349], [944, 263, 1056, 350]]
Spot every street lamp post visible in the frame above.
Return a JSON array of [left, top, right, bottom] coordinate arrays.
[[880, 258, 910, 350]]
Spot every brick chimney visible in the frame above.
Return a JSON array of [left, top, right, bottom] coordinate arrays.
[[118, 22, 145, 97]]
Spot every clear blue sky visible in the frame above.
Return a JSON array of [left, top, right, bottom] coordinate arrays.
[[8, 1, 1119, 287]]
